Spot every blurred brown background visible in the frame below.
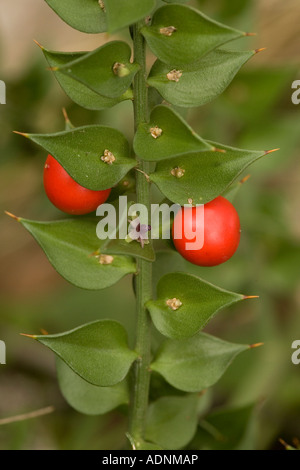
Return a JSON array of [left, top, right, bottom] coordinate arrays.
[[0, 0, 300, 450]]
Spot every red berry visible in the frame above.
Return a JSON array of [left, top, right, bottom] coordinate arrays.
[[172, 196, 241, 267], [43, 155, 111, 215]]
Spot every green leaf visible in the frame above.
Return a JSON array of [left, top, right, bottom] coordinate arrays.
[[55, 41, 139, 99], [34, 320, 138, 386], [146, 273, 244, 339], [56, 358, 129, 415], [19, 217, 136, 290], [24, 125, 135, 191], [44, 0, 107, 33], [150, 142, 267, 205], [133, 105, 212, 161], [191, 405, 255, 450], [148, 49, 255, 108], [142, 5, 245, 65], [42, 47, 132, 110], [151, 333, 249, 392], [145, 394, 199, 449], [105, 0, 155, 33]]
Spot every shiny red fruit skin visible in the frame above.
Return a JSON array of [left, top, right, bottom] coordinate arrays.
[[172, 196, 241, 267], [43, 155, 111, 215]]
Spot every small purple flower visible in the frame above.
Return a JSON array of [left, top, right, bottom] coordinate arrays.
[[128, 218, 151, 248]]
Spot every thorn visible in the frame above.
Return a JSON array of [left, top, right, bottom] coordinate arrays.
[[249, 342, 264, 349], [264, 148, 280, 155], [62, 108, 69, 122], [243, 295, 259, 300], [33, 39, 44, 50], [13, 131, 29, 138], [46, 66, 58, 72], [279, 438, 288, 448], [278, 438, 295, 450], [62, 108, 73, 128], [20, 333, 37, 339], [240, 174, 251, 184], [245, 32, 257, 37], [255, 47, 267, 54], [4, 211, 20, 221], [212, 147, 226, 154]]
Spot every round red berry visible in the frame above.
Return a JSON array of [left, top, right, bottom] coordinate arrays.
[[43, 155, 111, 215], [172, 196, 241, 267]]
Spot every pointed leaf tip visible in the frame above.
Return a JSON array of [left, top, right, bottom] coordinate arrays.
[[245, 32, 257, 37], [37, 320, 138, 386], [33, 39, 44, 50], [255, 47, 267, 54], [62, 108, 74, 129], [151, 332, 249, 392], [249, 342, 264, 349], [243, 295, 259, 300], [278, 439, 296, 450], [62, 107, 69, 122], [264, 148, 280, 155], [148, 273, 245, 339], [4, 211, 20, 221], [20, 333, 37, 339], [13, 131, 29, 138]]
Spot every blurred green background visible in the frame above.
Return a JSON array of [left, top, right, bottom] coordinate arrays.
[[0, 0, 300, 450]]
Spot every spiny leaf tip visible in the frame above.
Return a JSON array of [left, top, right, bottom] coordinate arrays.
[[20, 333, 38, 339], [13, 131, 29, 138], [255, 47, 267, 54], [249, 342, 264, 349], [264, 148, 280, 155], [33, 39, 44, 50], [4, 211, 20, 221]]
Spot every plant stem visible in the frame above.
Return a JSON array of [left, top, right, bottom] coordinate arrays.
[[129, 20, 152, 443]]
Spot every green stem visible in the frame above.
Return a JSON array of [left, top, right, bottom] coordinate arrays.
[[129, 20, 152, 443]]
